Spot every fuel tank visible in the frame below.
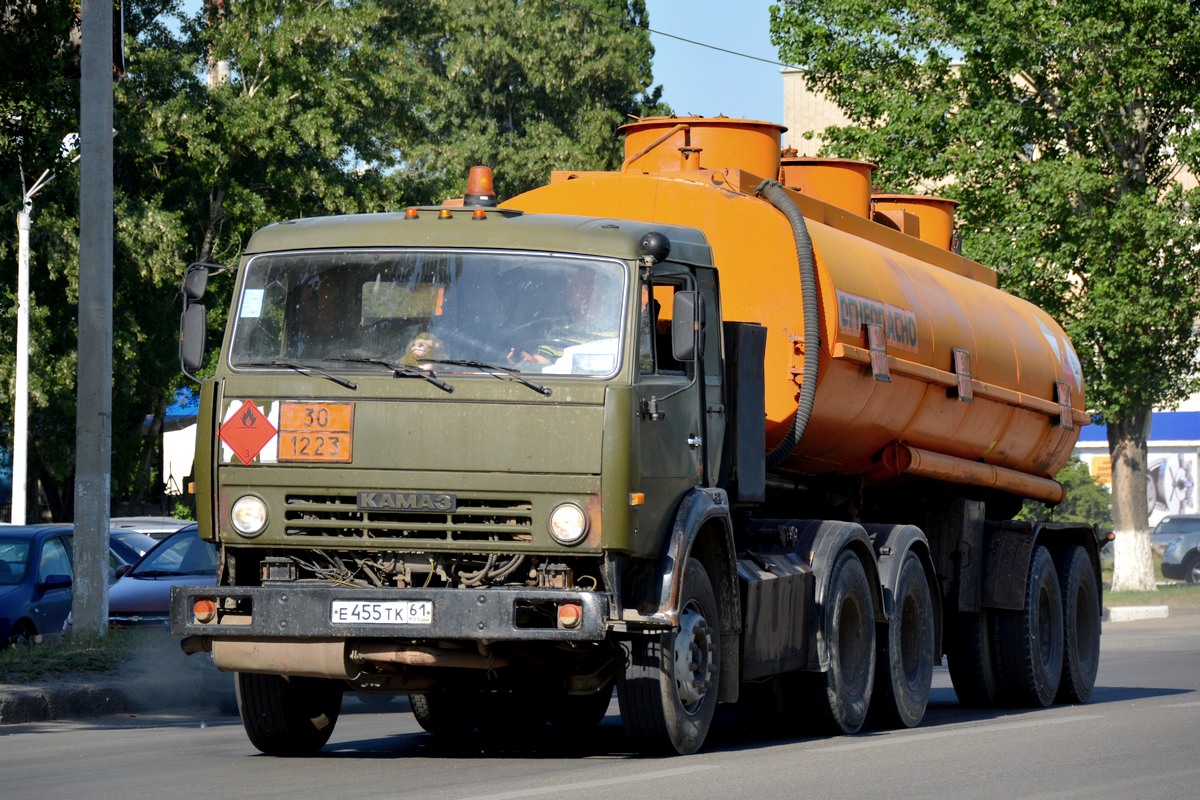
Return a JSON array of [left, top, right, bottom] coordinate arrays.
[[506, 117, 1086, 499]]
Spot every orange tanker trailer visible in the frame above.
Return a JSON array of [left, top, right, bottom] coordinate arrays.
[[509, 116, 1087, 503]]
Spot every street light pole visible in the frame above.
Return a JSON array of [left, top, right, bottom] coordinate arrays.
[[12, 141, 76, 524], [13, 199, 31, 524]]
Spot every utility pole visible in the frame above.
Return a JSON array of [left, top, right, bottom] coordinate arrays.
[[71, 0, 115, 636]]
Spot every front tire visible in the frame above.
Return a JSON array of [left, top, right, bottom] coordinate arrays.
[[1055, 545, 1101, 704], [1182, 552, 1200, 585], [870, 551, 934, 728], [994, 545, 1063, 708], [237, 672, 344, 756], [5, 620, 35, 649], [618, 558, 720, 755]]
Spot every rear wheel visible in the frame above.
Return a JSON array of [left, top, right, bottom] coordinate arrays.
[[993, 545, 1063, 708], [1055, 545, 1101, 704], [548, 681, 614, 733], [803, 548, 876, 734], [618, 558, 720, 755], [237, 672, 344, 756], [946, 609, 1001, 707], [870, 552, 934, 728], [410, 689, 482, 736]]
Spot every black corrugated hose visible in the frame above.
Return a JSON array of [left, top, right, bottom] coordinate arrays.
[[754, 179, 820, 469]]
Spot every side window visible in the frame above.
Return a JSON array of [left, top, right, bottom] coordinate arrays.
[[642, 281, 686, 375], [37, 537, 73, 583]]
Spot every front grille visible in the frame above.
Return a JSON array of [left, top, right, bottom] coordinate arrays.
[[283, 492, 534, 543]]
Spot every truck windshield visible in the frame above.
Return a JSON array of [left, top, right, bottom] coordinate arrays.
[[229, 250, 626, 376]]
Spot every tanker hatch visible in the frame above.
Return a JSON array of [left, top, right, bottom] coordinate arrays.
[[872, 194, 959, 251], [619, 116, 787, 178], [778, 149, 877, 218]]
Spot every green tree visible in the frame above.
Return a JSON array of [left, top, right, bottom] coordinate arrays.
[[1018, 458, 1113, 533], [771, 0, 1200, 590], [411, 0, 664, 200], [2, 0, 663, 518]]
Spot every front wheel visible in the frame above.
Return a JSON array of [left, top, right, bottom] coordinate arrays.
[[1182, 552, 1200, 585], [5, 621, 35, 649], [618, 558, 721, 755], [237, 672, 344, 756]]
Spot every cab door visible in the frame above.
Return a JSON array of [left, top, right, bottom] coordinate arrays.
[[635, 273, 704, 545]]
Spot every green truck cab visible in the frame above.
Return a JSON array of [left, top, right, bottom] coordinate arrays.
[[173, 206, 746, 755]]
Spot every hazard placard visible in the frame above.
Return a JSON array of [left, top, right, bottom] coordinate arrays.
[[219, 399, 278, 465]]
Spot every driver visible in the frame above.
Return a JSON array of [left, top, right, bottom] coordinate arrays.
[[508, 271, 617, 369]]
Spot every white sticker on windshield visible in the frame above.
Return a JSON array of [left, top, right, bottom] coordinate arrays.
[[240, 289, 264, 318]]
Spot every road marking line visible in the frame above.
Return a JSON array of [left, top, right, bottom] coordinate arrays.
[[810, 714, 1104, 752], [457, 764, 720, 800]]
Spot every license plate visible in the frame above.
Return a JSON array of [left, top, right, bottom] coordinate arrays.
[[330, 600, 432, 625]]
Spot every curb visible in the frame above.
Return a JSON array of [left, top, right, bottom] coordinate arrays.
[[0, 680, 143, 725], [1103, 605, 1170, 622]]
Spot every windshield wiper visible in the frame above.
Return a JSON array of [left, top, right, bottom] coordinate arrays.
[[425, 359, 551, 396], [237, 360, 358, 391], [339, 358, 454, 393]]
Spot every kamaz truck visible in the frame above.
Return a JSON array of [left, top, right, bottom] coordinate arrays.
[[171, 116, 1105, 756]]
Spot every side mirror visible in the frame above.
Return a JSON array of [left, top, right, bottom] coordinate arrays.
[[40, 574, 72, 591], [180, 302, 207, 374], [182, 263, 209, 300], [179, 261, 227, 381], [671, 291, 705, 362]]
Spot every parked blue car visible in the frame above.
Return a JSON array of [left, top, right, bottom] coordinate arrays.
[[0, 524, 141, 646]]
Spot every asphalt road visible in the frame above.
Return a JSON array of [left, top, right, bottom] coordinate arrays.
[[2, 616, 1196, 800]]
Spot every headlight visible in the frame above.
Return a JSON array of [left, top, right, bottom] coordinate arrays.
[[549, 502, 588, 545], [230, 495, 268, 537]]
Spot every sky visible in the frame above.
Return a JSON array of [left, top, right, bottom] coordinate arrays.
[[642, 0, 787, 125]]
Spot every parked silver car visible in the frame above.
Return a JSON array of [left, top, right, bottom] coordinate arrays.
[[1161, 526, 1200, 584], [1151, 515, 1200, 555]]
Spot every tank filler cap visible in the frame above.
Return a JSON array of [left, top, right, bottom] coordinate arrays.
[[638, 231, 671, 265], [464, 165, 498, 207]]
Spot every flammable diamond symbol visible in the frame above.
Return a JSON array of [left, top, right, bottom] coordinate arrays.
[[219, 399, 278, 465]]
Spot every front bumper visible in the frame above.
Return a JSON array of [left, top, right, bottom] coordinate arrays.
[[170, 584, 609, 642]]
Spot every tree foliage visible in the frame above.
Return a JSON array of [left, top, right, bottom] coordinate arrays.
[[1018, 458, 1113, 532], [771, 0, 1200, 589], [1, 0, 662, 519]]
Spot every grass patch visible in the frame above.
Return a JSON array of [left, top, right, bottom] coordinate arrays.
[[1105, 582, 1200, 608], [0, 630, 149, 683]]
